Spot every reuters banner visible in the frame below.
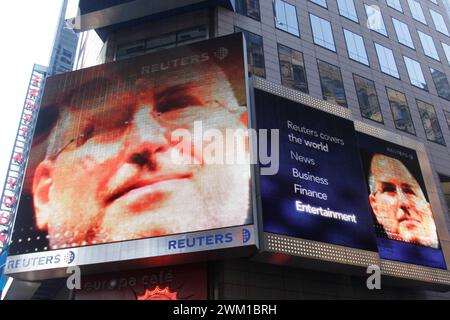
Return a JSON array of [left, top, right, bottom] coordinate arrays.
[[6, 33, 255, 274]]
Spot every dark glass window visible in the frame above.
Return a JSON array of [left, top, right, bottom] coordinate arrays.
[[444, 110, 450, 131], [317, 60, 347, 107], [62, 49, 73, 58], [274, 0, 300, 36], [353, 74, 383, 123], [278, 44, 308, 93], [116, 26, 207, 60], [236, 0, 261, 21], [417, 100, 446, 145], [235, 27, 266, 78], [117, 40, 146, 59], [386, 87, 416, 135], [430, 68, 450, 101], [442, 42, 450, 65]]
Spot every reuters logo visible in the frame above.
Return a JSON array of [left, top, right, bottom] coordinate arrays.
[[235, 228, 251, 244], [63, 250, 75, 264], [214, 47, 228, 60]]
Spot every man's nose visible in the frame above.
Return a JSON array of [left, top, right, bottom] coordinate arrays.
[[124, 106, 170, 168], [396, 188, 412, 216]]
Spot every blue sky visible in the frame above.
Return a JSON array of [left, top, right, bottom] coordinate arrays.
[[0, 0, 78, 206]]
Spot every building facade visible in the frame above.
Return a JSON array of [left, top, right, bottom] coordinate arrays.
[[47, 0, 79, 76], [5, 0, 450, 299]]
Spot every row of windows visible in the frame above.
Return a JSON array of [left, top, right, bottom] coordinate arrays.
[[237, 0, 449, 38], [239, 31, 449, 145], [237, 19, 450, 105], [237, 0, 450, 67], [116, 26, 208, 60]]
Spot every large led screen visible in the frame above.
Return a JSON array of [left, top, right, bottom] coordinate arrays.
[[255, 89, 378, 251], [10, 33, 252, 255], [357, 133, 446, 269]]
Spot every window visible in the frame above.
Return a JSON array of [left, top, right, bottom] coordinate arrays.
[[309, 0, 327, 8], [146, 33, 177, 52], [343, 29, 369, 65], [365, 4, 388, 36], [386, 0, 403, 12], [417, 100, 446, 145], [337, 0, 358, 22], [386, 87, 416, 135], [274, 0, 300, 36], [408, 0, 427, 24], [62, 49, 73, 58], [443, 42, 450, 65], [418, 31, 440, 60], [116, 26, 207, 60], [353, 74, 383, 123], [438, 174, 450, 219], [375, 43, 399, 78], [278, 44, 308, 93], [310, 14, 336, 51], [444, 110, 450, 131], [235, 27, 266, 78], [392, 18, 414, 49], [117, 40, 146, 59], [177, 26, 207, 44], [236, 0, 261, 21], [430, 67, 450, 101], [60, 57, 72, 65], [317, 60, 348, 107], [403, 56, 428, 90], [430, 9, 449, 36]]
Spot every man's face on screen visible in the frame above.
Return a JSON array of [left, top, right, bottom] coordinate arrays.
[[32, 68, 250, 248], [368, 154, 438, 248]]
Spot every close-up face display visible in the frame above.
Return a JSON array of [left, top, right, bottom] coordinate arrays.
[[357, 132, 445, 269], [12, 35, 251, 252], [368, 154, 438, 248]]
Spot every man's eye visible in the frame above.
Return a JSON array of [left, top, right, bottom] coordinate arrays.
[[403, 187, 416, 195], [156, 95, 202, 113], [76, 125, 94, 147], [382, 185, 396, 193]]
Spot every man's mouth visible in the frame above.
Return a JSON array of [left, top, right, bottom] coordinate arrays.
[[398, 217, 421, 227], [105, 173, 193, 204]]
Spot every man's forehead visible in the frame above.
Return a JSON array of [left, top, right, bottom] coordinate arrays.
[[66, 77, 216, 110], [371, 156, 419, 186]]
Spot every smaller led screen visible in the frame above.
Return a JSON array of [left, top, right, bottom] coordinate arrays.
[[357, 132, 446, 269]]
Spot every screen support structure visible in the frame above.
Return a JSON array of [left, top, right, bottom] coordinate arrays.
[[0, 64, 48, 292]]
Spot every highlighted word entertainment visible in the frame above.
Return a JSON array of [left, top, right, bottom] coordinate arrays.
[[295, 201, 357, 224]]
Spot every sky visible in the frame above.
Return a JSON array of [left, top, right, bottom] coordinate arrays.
[[0, 0, 79, 206]]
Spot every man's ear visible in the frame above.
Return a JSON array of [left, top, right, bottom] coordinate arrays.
[[32, 160, 55, 231]]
